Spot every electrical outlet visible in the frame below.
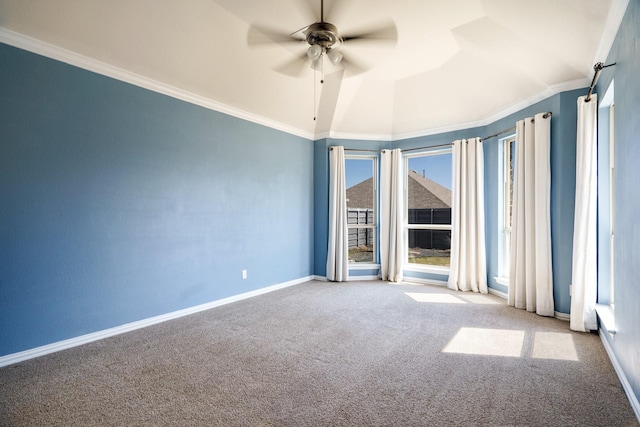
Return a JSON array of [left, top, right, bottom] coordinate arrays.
[[242, 269, 247, 280]]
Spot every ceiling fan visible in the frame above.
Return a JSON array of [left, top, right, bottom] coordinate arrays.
[[247, 0, 397, 77]]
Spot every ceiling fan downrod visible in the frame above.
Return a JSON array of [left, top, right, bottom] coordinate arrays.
[[305, 0, 343, 65]]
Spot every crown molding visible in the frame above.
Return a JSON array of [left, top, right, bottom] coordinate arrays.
[[323, 77, 589, 143], [477, 77, 589, 126], [326, 130, 392, 142], [0, 27, 315, 141], [389, 77, 589, 142]]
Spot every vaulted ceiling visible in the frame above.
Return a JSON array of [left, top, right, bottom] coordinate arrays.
[[0, 0, 620, 140]]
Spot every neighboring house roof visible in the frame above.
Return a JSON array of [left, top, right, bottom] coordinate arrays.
[[407, 170, 451, 209], [346, 170, 451, 209], [346, 178, 374, 209]]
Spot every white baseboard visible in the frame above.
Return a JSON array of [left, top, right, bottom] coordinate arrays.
[[599, 329, 640, 422], [486, 287, 570, 321], [312, 275, 382, 282], [0, 276, 313, 368], [488, 287, 508, 299]]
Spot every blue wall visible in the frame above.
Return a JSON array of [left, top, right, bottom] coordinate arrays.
[[594, 0, 640, 407], [0, 43, 314, 357]]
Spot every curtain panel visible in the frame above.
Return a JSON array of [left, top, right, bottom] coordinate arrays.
[[326, 146, 349, 282], [570, 95, 598, 331], [508, 113, 554, 316], [448, 138, 487, 293], [380, 148, 404, 282]]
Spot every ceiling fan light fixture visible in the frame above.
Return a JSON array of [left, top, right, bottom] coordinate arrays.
[[326, 49, 343, 65], [307, 44, 322, 61]]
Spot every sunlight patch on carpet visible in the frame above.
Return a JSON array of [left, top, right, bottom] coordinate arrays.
[[405, 292, 466, 304], [443, 327, 524, 357], [532, 332, 579, 361]]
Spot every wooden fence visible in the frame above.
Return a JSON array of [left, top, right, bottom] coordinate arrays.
[[347, 208, 452, 249], [408, 208, 451, 249], [348, 208, 374, 248]]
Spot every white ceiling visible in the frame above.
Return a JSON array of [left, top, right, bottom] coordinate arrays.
[[0, 0, 620, 140]]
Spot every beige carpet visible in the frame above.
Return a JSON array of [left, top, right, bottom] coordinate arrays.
[[1, 280, 637, 426]]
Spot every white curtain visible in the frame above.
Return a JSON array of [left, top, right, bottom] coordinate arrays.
[[326, 146, 349, 282], [448, 138, 487, 293], [380, 149, 404, 282], [570, 95, 598, 331], [508, 113, 554, 316]]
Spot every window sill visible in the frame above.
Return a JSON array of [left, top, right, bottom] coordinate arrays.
[[404, 264, 450, 276], [494, 276, 509, 287], [348, 263, 380, 270], [596, 304, 616, 335]]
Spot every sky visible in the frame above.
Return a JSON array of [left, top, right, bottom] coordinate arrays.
[[345, 153, 452, 190]]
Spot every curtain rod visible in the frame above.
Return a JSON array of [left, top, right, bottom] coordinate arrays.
[[333, 111, 552, 152], [402, 111, 553, 149], [338, 148, 382, 152], [585, 62, 616, 102], [331, 144, 452, 153], [479, 126, 516, 142], [480, 112, 552, 142], [401, 143, 452, 153]]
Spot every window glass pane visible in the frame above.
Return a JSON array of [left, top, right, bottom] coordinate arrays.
[[346, 158, 375, 263], [346, 158, 374, 212], [499, 136, 515, 277], [507, 139, 515, 228], [406, 152, 452, 268], [348, 228, 375, 263], [407, 229, 451, 266], [408, 208, 451, 225], [407, 154, 452, 225]]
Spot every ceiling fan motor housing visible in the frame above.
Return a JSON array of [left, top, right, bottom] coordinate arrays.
[[306, 22, 341, 48]]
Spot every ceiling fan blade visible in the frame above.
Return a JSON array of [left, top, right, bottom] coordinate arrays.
[[339, 55, 370, 77], [314, 69, 345, 134], [299, 0, 322, 24], [247, 24, 306, 48], [341, 20, 398, 44], [274, 51, 311, 77], [321, 0, 349, 24]]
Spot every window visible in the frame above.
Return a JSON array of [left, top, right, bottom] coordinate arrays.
[[598, 80, 615, 308], [609, 101, 615, 307], [498, 135, 516, 279], [345, 156, 377, 264], [404, 150, 452, 268], [595, 80, 615, 332]]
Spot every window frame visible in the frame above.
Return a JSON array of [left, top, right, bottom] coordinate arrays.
[[345, 154, 379, 267], [497, 134, 516, 281], [403, 148, 453, 274], [595, 80, 616, 332], [598, 80, 615, 308], [609, 101, 615, 308]]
